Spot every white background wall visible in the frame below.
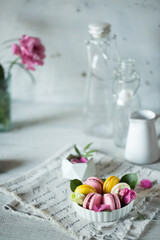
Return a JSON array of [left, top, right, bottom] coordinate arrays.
[[0, 0, 160, 110]]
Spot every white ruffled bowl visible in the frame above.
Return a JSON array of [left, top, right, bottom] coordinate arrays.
[[73, 200, 134, 222]]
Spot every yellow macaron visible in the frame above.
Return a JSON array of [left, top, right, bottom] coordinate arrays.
[[103, 176, 120, 193], [74, 184, 97, 195]]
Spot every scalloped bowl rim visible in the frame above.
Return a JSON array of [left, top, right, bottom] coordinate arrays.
[[73, 200, 134, 222]]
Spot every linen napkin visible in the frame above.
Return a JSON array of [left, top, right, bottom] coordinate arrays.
[[0, 145, 160, 240]]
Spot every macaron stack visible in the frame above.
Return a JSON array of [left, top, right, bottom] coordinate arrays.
[[73, 176, 134, 212]]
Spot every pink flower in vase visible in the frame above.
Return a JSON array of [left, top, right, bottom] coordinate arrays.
[[12, 35, 45, 70]]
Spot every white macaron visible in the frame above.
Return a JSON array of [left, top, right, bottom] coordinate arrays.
[[111, 182, 131, 195]]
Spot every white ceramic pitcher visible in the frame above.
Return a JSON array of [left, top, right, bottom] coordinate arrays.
[[125, 110, 160, 164]]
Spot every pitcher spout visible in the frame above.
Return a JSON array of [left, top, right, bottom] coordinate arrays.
[[130, 110, 156, 122]]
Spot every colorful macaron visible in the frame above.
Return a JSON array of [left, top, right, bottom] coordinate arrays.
[[111, 182, 131, 195], [83, 192, 102, 210], [103, 176, 120, 193], [74, 184, 97, 195], [103, 193, 121, 210], [83, 177, 104, 194]]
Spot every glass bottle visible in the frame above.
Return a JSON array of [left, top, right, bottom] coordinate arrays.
[[112, 58, 140, 147], [84, 23, 114, 137]]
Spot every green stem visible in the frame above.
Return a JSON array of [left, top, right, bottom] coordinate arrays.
[[7, 60, 36, 83], [15, 62, 36, 83], [8, 57, 20, 76]]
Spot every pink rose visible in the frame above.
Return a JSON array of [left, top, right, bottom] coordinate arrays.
[[119, 188, 137, 204], [71, 157, 88, 164], [12, 35, 45, 70]]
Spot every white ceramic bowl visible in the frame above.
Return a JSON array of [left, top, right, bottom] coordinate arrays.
[[73, 200, 134, 222]]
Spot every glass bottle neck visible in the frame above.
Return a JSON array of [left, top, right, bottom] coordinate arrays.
[[89, 34, 110, 44]]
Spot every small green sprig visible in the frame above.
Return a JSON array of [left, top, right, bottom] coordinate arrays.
[[67, 143, 97, 162], [74, 143, 97, 159]]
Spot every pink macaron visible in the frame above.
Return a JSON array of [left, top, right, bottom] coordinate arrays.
[[83, 193, 102, 210], [103, 193, 121, 210], [83, 177, 104, 194]]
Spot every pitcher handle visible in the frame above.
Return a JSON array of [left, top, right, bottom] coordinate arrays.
[[155, 114, 160, 140]]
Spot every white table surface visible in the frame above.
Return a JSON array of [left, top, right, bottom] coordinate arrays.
[[0, 101, 160, 240]]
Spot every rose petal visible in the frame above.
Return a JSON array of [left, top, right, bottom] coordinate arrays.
[[119, 188, 130, 198], [80, 157, 88, 163], [12, 44, 21, 56], [71, 157, 88, 164], [139, 179, 152, 189], [71, 159, 81, 164], [93, 204, 111, 212], [122, 190, 131, 204], [130, 190, 137, 201]]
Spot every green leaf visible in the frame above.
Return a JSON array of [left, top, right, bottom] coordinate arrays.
[[84, 142, 93, 152], [70, 179, 82, 192], [85, 150, 97, 154], [120, 173, 138, 189], [0, 64, 5, 80], [74, 144, 81, 156], [82, 153, 92, 158], [137, 211, 146, 220]]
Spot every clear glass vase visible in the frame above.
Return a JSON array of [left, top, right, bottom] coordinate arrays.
[[0, 74, 11, 131]]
